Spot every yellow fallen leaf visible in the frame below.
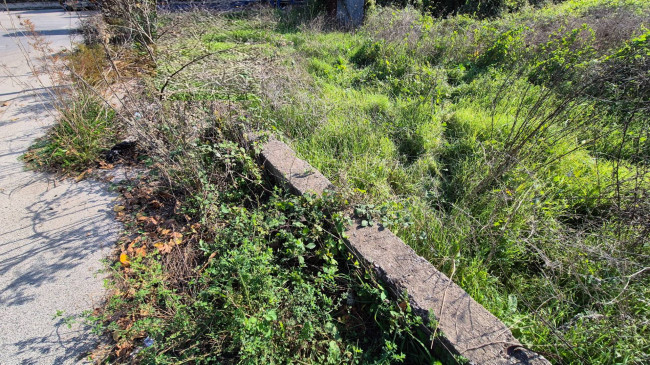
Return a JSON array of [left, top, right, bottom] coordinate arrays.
[[119, 253, 130, 266], [170, 232, 183, 245], [113, 205, 125, 212], [74, 169, 90, 182], [154, 241, 173, 254]]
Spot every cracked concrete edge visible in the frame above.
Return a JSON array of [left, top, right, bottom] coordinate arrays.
[[254, 134, 550, 365], [257, 136, 335, 196]]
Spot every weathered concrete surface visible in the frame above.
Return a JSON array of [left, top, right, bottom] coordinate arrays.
[[257, 137, 549, 364], [0, 9, 120, 364], [345, 224, 548, 365], [260, 138, 334, 196]]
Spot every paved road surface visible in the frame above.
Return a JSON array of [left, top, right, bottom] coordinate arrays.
[[0, 9, 119, 364]]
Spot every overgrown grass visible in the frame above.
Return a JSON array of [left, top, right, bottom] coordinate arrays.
[[24, 93, 117, 172], [89, 105, 439, 364], [22, 6, 445, 363], [29, 44, 441, 362], [24, 17, 150, 174], [156, 1, 650, 363]]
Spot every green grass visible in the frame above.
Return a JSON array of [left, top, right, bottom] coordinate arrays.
[[24, 95, 116, 173], [156, 1, 650, 363]]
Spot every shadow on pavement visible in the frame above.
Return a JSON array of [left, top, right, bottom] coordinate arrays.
[[3, 28, 79, 38]]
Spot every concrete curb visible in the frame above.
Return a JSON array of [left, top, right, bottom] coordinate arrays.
[[1, 2, 63, 11], [256, 135, 550, 365]]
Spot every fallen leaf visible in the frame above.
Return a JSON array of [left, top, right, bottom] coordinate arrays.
[[149, 200, 163, 209], [134, 246, 146, 258], [74, 169, 90, 182], [98, 160, 114, 169], [398, 301, 408, 312], [113, 205, 125, 212], [119, 253, 130, 267], [170, 232, 183, 245], [154, 243, 172, 254], [1, 101, 10, 107]]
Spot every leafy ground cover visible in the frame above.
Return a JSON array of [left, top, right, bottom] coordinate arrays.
[[156, 1, 650, 363], [86, 106, 439, 364]]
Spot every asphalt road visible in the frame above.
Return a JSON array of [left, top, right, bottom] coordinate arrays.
[[0, 9, 120, 364]]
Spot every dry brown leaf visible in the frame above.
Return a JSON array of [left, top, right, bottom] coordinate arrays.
[[134, 246, 146, 258], [398, 301, 408, 312], [115, 341, 132, 357], [169, 232, 183, 245], [149, 200, 163, 209], [157, 243, 173, 254], [98, 160, 114, 170]]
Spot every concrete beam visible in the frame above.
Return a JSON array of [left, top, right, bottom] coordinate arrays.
[[259, 137, 334, 196], [256, 136, 549, 364]]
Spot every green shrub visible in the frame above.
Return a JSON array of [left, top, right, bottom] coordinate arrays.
[[93, 124, 437, 363]]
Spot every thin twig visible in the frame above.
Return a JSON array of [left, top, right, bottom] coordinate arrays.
[[158, 48, 237, 98]]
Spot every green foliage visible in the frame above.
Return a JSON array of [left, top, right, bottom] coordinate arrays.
[[92, 106, 437, 363], [24, 95, 116, 172], [154, 1, 650, 363], [528, 24, 597, 86], [475, 26, 527, 68]]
